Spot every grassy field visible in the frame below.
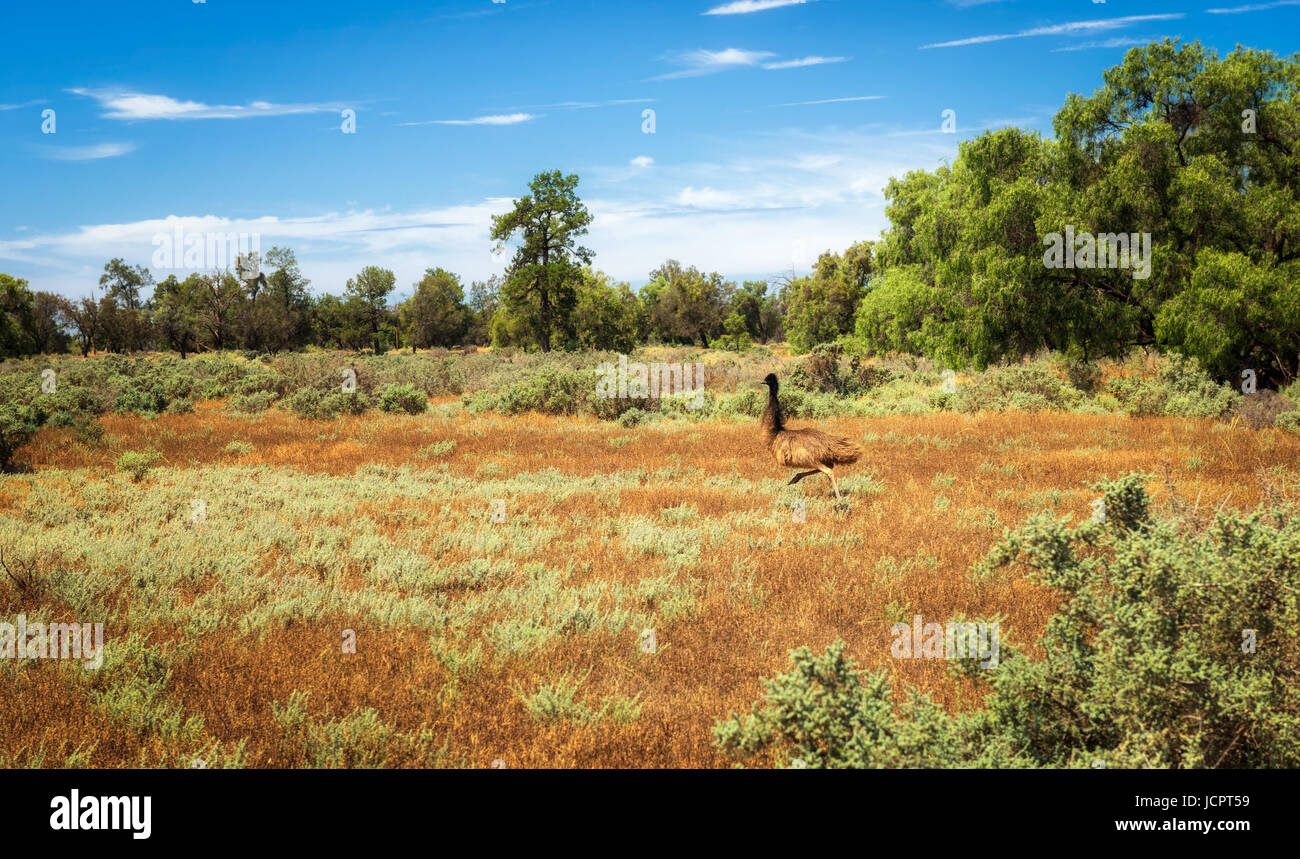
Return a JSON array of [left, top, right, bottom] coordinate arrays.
[[3, 366, 1298, 768]]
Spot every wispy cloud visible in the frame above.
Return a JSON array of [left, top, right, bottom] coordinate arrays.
[[762, 55, 847, 69], [703, 0, 810, 15], [400, 112, 537, 126], [517, 98, 654, 110], [774, 95, 885, 106], [1206, 0, 1300, 13], [1052, 36, 1167, 52], [41, 142, 136, 160], [0, 99, 45, 111], [630, 156, 654, 168], [70, 88, 344, 120], [654, 48, 776, 79], [920, 13, 1184, 49], [653, 48, 844, 79]]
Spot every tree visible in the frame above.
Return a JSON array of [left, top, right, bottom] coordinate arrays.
[[783, 242, 873, 353], [572, 269, 645, 352], [194, 270, 245, 351], [729, 280, 782, 344], [98, 258, 152, 310], [152, 274, 202, 358], [643, 260, 733, 347], [466, 276, 501, 346], [490, 170, 593, 352], [0, 274, 36, 358], [862, 39, 1300, 383], [344, 266, 396, 355], [58, 294, 102, 357], [28, 292, 70, 354], [401, 267, 470, 350]]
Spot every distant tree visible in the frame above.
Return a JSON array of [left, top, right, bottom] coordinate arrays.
[[152, 274, 202, 358], [490, 170, 594, 352], [572, 268, 645, 352], [58, 294, 102, 357], [643, 260, 733, 347], [194, 270, 246, 351], [0, 274, 36, 358], [783, 242, 873, 353], [98, 258, 152, 310], [729, 279, 782, 344], [401, 267, 470, 350], [466, 276, 501, 346], [344, 266, 396, 354], [28, 291, 71, 354]]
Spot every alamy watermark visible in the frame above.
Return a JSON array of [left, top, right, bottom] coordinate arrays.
[[1043, 226, 1151, 280], [890, 615, 1000, 669], [596, 354, 706, 410], [151, 226, 261, 274], [1, 614, 104, 669]]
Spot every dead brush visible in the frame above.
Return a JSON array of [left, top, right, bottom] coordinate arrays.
[[0, 540, 49, 597]]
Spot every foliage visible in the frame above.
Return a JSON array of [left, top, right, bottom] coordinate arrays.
[[717, 475, 1300, 768], [376, 383, 428, 415]]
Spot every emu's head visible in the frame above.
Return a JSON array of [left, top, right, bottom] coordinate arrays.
[[759, 373, 778, 391]]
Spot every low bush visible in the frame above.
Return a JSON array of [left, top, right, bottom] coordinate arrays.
[[716, 474, 1300, 768], [376, 384, 427, 415], [116, 449, 163, 482]]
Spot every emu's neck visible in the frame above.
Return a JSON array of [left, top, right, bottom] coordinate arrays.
[[760, 386, 784, 438]]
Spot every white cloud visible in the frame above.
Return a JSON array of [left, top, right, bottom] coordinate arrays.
[[41, 142, 136, 160], [70, 88, 345, 120], [703, 0, 810, 14], [774, 95, 884, 107], [762, 55, 847, 69], [653, 48, 846, 79], [630, 156, 654, 168], [654, 48, 776, 79], [920, 13, 1184, 49], [1206, 1, 1300, 13], [3, 125, 963, 295], [400, 113, 538, 126], [1052, 36, 1167, 52]]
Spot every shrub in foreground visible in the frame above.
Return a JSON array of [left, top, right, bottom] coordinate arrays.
[[715, 474, 1300, 768]]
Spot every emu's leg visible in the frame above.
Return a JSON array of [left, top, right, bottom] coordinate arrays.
[[815, 464, 839, 499], [787, 470, 819, 485]]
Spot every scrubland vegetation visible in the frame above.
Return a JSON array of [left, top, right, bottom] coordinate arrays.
[[1, 346, 1298, 768], [1, 39, 1298, 768]]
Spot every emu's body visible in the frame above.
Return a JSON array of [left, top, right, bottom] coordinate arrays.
[[760, 373, 862, 499]]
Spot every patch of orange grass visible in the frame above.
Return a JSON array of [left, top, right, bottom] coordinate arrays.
[[6, 407, 1297, 767]]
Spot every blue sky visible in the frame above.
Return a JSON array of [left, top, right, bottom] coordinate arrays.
[[2, 0, 1297, 301]]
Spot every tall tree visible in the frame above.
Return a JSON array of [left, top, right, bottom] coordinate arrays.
[[344, 266, 396, 355], [490, 170, 593, 352], [400, 267, 470, 350]]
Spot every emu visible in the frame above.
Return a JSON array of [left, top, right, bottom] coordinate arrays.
[[759, 373, 862, 500]]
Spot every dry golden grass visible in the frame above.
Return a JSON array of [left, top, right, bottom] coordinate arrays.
[[3, 404, 1297, 768]]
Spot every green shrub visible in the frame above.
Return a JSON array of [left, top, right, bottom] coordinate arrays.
[[116, 449, 163, 482], [0, 404, 41, 469], [321, 392, 369, 416], [166, 397, 194, 415], [376, 384, 427, 415], [950, 362, 1084, 414], [229, 391, 277, 414], [1107, 353, 1238, 418], [284, 388, 327, 419], [1276, 411, 1300, 435], [716, 474, 1300, 768], [73, 416, 105, 447]]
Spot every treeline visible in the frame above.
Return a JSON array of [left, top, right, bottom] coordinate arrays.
[[2, 41, 1296, 386]]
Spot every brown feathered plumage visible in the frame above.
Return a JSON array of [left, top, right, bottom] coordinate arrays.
[[760, 373, 862, 499]]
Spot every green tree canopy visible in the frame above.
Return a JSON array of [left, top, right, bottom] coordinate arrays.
[[490, 170, 593, 352]]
